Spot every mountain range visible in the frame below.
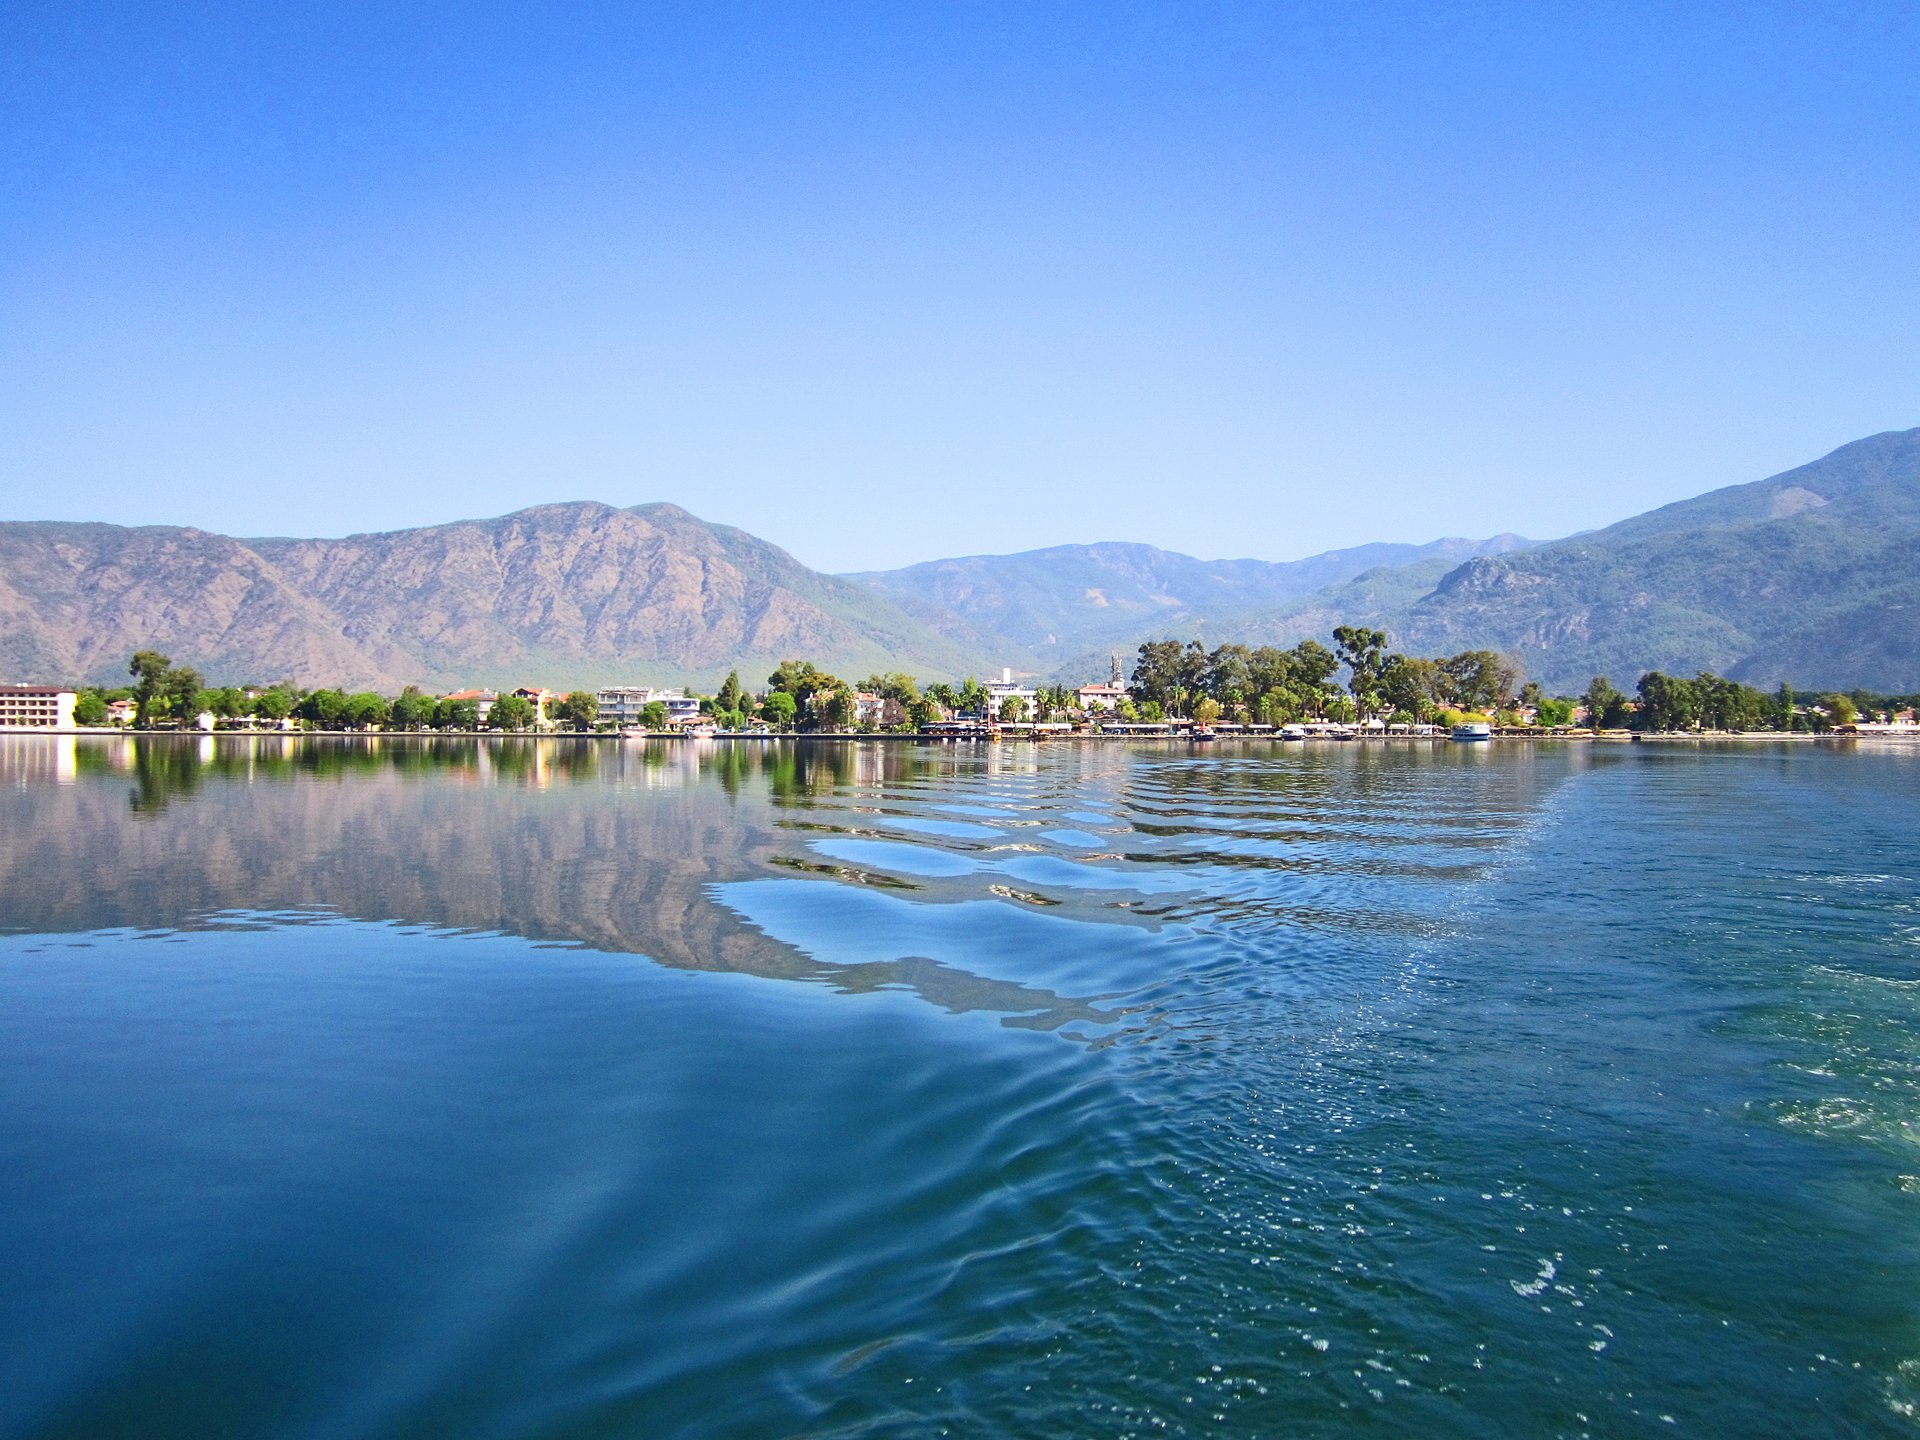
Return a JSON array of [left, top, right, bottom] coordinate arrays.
[[0, 503, 991, 691], [2, 428, 1916, 693]]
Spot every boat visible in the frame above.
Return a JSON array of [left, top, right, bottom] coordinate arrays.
[[1279, 724, 1307, 740], [1190, 726, 1216, 742], [1450, 721, 1492, 742]]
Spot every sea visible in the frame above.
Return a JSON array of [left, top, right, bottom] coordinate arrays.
[[1, 734, 1917, 1438]]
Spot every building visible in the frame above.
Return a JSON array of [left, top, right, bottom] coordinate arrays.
[[985, 668, 1037, 717], [854, 691, 886, 727], [1076, 682, 1127, 712], [510, 687, 556, 727], [0, 685, 77, 729], [596, 687, 701, 727], [444, 689, 498, 723], [105, 698, 136, 727]]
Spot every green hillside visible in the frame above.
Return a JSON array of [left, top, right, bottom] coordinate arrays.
[[1222, 428, 1920, 691]]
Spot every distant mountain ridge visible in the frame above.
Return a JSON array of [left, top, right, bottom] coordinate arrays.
[[0, 502, 1000, 689], [1217, 428, 1920, 691], [2, 428, 1916, 694], [846, 534, 1531, 661]]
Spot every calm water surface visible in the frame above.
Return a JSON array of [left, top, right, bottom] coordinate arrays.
[[2, 735, 1917, 1437]]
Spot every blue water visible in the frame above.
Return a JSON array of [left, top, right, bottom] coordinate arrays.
[[1, 735, 1917, 1436]]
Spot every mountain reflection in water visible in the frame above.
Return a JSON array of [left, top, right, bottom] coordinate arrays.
[[0, 734, 1545, 1037]]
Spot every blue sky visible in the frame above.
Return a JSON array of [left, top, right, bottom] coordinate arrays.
[[3, 2, 1916, 571]]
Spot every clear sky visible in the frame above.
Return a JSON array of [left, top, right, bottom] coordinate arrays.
[[3, 2, 1916, 572]]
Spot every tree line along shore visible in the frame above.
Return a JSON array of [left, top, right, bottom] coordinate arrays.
[[49, 636, 1920, 737]]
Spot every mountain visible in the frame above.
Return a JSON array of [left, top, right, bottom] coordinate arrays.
[[0, 502, 999, 689], [847, 534, 1530, 663], [5, 428, 1915, 697], [1226, 428, 1920, 692]]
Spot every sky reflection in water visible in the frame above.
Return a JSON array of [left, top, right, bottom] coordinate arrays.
[[2, 734, 1918, 1437]]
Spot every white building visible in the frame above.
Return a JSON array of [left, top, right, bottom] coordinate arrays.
[[1076, 682, 1127, 712], [597, 687, 701, 727], [443, 689, 498, 723], [985, 668, 1037, 717], [0, 685, 76, 729]]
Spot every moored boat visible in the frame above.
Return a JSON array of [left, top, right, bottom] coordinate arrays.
[[1450, 721, 1492, 742]]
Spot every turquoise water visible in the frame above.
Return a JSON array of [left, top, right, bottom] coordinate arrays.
[[1, 735, 1917, 1437]]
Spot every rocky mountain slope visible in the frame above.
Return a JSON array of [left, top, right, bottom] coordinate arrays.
[[1226, 428, 1920, 691], [0, 502, 998, 689], [4, 428, 1915, 695], [847, 534, 1530, 662]]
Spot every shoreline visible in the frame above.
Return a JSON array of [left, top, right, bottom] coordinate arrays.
[[3, 727, 1910, 745]]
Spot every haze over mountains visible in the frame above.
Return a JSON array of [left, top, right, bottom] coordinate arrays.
[[847, 535, 1532, 666], [1, 428, 1916, 693]]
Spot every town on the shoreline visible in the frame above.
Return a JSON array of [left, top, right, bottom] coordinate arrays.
[[3, 631, 1916, 738]]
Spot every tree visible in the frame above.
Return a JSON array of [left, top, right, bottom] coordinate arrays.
[[555, 691, 600, 731], [716, 671, 744, 714], [760, 691, 797, 729], [1581, 676, 1620, 729], [1332, 626, 1389, 712], [1692, 672, 1765, 731], [856, 672, 919, 705], [1493, 654, 1526, 709], [1769, 683, 1797, 731], [1379, 655, 1437, 721], [129, 650, 172, 727], [999, 695, 1029, 723], [390, 687, 436, 729], [819, 689, 858, 730], [1129, 640, 1185, 709], [253, 687, 296, 723], [1432, 651, 1492, 711], [212, 687, 251, 719], [73, 690, 108, 725], [161, 666, 205, 724], [343, 692, 390, 729], [1535, 697, 1576, 727], [1824, 693, 1859, 727], [435, 697, 480, 730], [1287, 640, 1339, 691], [1635, 672, 1700, 732], [1191, 696, 1223, 725], [491, 692, 537, 730], [1581, 675, 1630, 729], [767, 660, 837, 709], [1205, 644, 1252, 709], [956, 676, 988, 717], [298, 688, 349, 729]]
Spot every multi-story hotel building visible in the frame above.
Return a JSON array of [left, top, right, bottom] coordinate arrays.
[[596, 687, 701, 727], [0, 685, 77, 729]]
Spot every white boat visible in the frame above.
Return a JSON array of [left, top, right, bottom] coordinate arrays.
[[1279, 724, 1307, 740], [1450, 722, 1492, 742]]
